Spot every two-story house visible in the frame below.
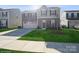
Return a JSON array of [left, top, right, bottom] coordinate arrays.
[[65, 10, 79, 28], [37, 5, 60, 29], [0, 8, 22, 28]]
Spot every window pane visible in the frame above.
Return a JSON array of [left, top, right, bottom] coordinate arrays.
[[68, 13, 71, 18], [77, 13, 79, 18], [74, 13, 77, 18], [2, 12, 8, 17], [41, 10, 47, 16], [50, 10, 56, 16], [71, 13, 74, 18]]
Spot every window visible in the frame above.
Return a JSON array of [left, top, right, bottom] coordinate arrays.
[[0, 12, 2, 17], [71, 13, 74, 18], [55, 10, 56, 16], [77, 13, 79, 18], [28, 13, 32, 17], [67, 13, 71, 18], [50, 10, 56, 16], [66, 13, 68, 18], [74, 13, 77, 18], [51, 20, 55, 24], [2, 12, 4, 17], [41, 9, 47, 16], [42, 20, 46, 28], [2, 12, 8, 17], [22, 14, 25, 18], [6, 12, 8, 17]]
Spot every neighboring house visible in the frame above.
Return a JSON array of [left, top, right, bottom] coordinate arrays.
[[65, 10, 79, 28], [37, 5, 60, 29], [0, 8, 22, 28], [60, 11, 68, 27], [22, 11, 37, 28]]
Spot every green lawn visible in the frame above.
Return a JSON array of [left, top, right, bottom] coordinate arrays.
[[19, 29, 79, 43], [0, 28, 13, 32], [0, 48, 35, 53]]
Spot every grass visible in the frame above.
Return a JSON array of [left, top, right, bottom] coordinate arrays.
[[19, 29, 79, 43], [0, 48, 35, 53], [0, 28, 14, 32]]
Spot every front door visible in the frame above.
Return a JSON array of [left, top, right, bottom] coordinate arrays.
[[42, 20, 46, 28], [51, 20, 55, 29]]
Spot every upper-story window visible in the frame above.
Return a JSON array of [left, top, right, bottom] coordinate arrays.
[[29, 13, 32, 18], [71, 13, 74, 18], [67, 13, 71, 18], [50, 10, 56, 16], [0, 12, 2, 17], [28, 13, 32, 17], [41, 9, 47, 16], [66, 12, 79, 20], [77, 13, 79, 18], [2, 12, 8, 17], [22, 13, 25, 17], [66, 13, 68, 18], [74, 13, 77, 18]]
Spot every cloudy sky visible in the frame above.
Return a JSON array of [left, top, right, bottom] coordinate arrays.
[[0, 5, 79, 11]]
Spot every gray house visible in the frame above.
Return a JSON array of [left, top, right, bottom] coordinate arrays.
[[65, 10, 79, 28], [0, 8, 22, 28], [37, 5, 60, 29], [22, 11, 37, 28]]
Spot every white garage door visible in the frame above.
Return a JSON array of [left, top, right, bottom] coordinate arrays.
[[23, 22, 37, 28]]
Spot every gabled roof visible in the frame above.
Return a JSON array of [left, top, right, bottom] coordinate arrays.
[[40, 5, 60, 9], [40, 5, 47, 9]]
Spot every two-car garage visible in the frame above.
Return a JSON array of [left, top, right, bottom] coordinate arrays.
[[22, 11, 37, 28]]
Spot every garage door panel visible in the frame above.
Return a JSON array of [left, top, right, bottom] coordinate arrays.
[[23, 22, 37, 28]]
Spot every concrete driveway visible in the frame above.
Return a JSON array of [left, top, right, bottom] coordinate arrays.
[[46, 42, 79, 53], [2, 28, 33, 37]]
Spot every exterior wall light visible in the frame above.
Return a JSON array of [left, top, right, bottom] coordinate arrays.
[[42, 20, 46, 23]]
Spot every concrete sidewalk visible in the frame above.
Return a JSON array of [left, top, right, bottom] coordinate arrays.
[[0, 39, 60, 53], [1, 37, 79, 53]]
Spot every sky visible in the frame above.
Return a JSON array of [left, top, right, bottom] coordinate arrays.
[[0, 5, 79, 11]]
